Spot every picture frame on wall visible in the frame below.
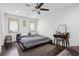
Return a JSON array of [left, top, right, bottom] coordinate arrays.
[[23, 20, 26, 27]]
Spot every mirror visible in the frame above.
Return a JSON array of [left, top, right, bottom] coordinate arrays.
[[57, 24, 67, 33]]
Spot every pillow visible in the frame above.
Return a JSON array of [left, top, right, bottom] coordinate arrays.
[[20, 33, 28, 36], [28, 32, 31, 36], [31, 32, 37, 36]]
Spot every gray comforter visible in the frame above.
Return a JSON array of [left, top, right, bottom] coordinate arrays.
[[19, 35, 51, 48]]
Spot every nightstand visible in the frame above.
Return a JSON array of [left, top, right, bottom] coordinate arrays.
[[4, 36, 12, 46]]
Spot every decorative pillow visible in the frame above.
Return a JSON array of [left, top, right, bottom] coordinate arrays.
[[31, 32, 37, 36]]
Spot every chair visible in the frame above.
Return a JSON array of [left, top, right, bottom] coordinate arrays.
[[56, 38, 65, 47], [4, 36, 12, 47]]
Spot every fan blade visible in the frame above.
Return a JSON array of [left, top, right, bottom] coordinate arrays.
[[40, 8, 49, 11], [25, 4, 31, 7], [36, 3, 39, 6], [36, 3, 44, 9]]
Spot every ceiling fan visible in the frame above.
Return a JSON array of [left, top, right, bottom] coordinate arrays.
[[25, 3, 49, 15]]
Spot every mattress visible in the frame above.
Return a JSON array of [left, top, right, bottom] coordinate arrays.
[[19, 35, 52, 48]]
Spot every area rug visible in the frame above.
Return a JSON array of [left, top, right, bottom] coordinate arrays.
[[16, 43, 57, 56]]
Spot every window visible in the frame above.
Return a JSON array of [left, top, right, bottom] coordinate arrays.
[[29, 21, 36, 32], [8, 18, 19, 33]]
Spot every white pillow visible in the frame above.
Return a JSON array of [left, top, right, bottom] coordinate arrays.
[[31, 32, 37, 36], [20, 33, 28, 36]]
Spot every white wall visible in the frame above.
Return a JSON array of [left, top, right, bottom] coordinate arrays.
[[38, 4, 79, 46], [0, 11, 4, 53], [4, 14, 37, 42], [0, 12, 2, 53]]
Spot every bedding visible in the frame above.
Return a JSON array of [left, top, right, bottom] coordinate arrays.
[[30, 32, 37, 36], [20, 33, 28, 36], [18, 35, 52, 48]]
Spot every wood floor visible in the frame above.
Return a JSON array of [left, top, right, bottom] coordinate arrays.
[[0, 42, 65, 56]]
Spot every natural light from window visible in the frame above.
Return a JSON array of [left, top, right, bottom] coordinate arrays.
[[8, 19, 18, 33], [30, 21, 36, 32]]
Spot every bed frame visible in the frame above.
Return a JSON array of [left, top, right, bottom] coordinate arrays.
[[16, 33, 52, 51]]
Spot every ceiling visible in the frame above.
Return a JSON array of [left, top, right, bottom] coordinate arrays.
[[0, 3, 74, 19]]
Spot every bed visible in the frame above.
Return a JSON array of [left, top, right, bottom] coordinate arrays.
[[16, 33, 52, 51]]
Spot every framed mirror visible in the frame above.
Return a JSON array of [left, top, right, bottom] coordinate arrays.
[[57, 24, 67, 33]]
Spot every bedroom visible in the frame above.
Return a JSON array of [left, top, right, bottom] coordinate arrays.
[[0, 3, 79, 56]]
